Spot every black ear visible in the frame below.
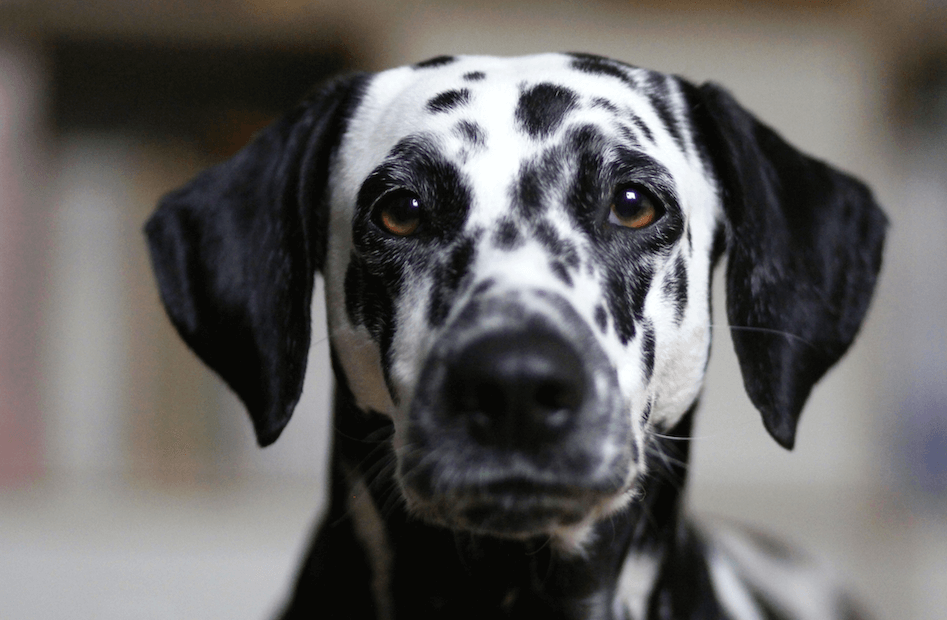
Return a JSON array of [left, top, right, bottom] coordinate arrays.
[[145, 74, 369, 446], [688, 82, 887, 450]]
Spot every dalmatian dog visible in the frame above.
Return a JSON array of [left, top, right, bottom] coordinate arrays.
[[146, 53, 886, 619]]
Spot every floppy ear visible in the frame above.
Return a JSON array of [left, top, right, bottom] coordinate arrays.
[[688, 82, 887, 450], [145, 74, 369, 446]]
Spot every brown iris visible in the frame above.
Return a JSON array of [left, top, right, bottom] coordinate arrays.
[[378, 192, 423, 236], [609, 185, 663, 229]]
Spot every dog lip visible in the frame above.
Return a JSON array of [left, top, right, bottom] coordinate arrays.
[[422, 479, 611, 536]]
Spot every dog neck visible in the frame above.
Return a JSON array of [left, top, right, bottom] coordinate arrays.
[[305, 375, 720, 620]]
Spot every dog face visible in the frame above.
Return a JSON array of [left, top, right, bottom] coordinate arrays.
[[325, 55, 720, 538], [145, 53, 886, 546]]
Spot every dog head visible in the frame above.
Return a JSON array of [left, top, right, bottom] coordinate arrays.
[[146, 54, 886, 543]]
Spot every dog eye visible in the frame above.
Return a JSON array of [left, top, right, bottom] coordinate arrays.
[[608, 185, 664, 229], [376, 191, 423, 237]]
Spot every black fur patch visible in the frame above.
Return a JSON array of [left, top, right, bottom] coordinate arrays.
[[644, 74, 686, 152], [563, 125, 608, 232], [549, 260, 573, 287], [605, 262, 654, 346], [344, 251, 396, 351], [628, 113, 655, 144], [515, 83, 579, 139], [456, 120, 486, 147], [463, 71, 486, 81], [591, 97, 619, 113], [427, 89, 471, 113], [663, 254, 688, 325], [415, 55, 456, 69], [492, 217, 523, 250], [594, 304, 608, 334], [568, 53, 639, 90], [618, 124, 641, 150], [641, 319, 656, 381], [533, 219, 580, 271], [512, 148, 566, 219], [429, 236, 477, 326]]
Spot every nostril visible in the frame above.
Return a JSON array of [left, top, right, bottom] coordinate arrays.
[[534, 380, 580, 430], [535, 379, 582, 411], [464, 382, 506, 433]]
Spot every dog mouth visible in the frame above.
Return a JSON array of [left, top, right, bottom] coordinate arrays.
[[407, 479, 613, 538]]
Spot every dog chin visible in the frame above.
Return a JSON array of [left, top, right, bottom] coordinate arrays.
[[406, 485, 627, 548]]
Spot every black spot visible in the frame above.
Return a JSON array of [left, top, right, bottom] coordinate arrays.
[[618, 125, 641, 149], [456, 120, 486, 147], [414, 55, 456, 69], [463, 71, 486, 81], [641, 319, 656, 381], [549, 261, 573, 287], [663, 255, 688, 325], [427, 89, 471, 113], [344, 251, 396, 350], [512, 148, 566, 219], [606, 262, 655, 346], [429, 236, 477, 326], [533, 220, 580, 270], [563, 125, 608, 233], [515, 82, 579, 139], [628, 113, 655, 144], [492, 218, 522, 250], [590, 97, 619, 113], [644, 73, 686, 152], [568, 53, 639, 90], [594, 305, 608, 333], [566, 123, 604, 153], [641, 400, 652, 423]]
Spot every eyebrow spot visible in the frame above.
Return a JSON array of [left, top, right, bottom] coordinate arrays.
[[455, 120, 486, 147], [515, 82, 579, 139], [427, 89, 471, 114]]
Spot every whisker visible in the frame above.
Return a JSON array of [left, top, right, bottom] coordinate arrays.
[[647, 449, 688, 472], [711, 323, 818, 350], [649, 428, 749, 443], [309, 333, 331, 348]]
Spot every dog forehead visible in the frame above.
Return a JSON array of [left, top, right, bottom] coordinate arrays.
[[345, 55, 670, 160]]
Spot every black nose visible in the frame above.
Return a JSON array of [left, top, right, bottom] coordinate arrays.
[[446, 331, 587, 449]]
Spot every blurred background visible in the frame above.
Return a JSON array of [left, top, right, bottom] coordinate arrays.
[[1, 0, 946, 618]]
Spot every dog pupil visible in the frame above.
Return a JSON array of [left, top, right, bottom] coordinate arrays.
[[617, 189, 643, 218], [381, 194, 422, 235], [393, 196, 420, 222]]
